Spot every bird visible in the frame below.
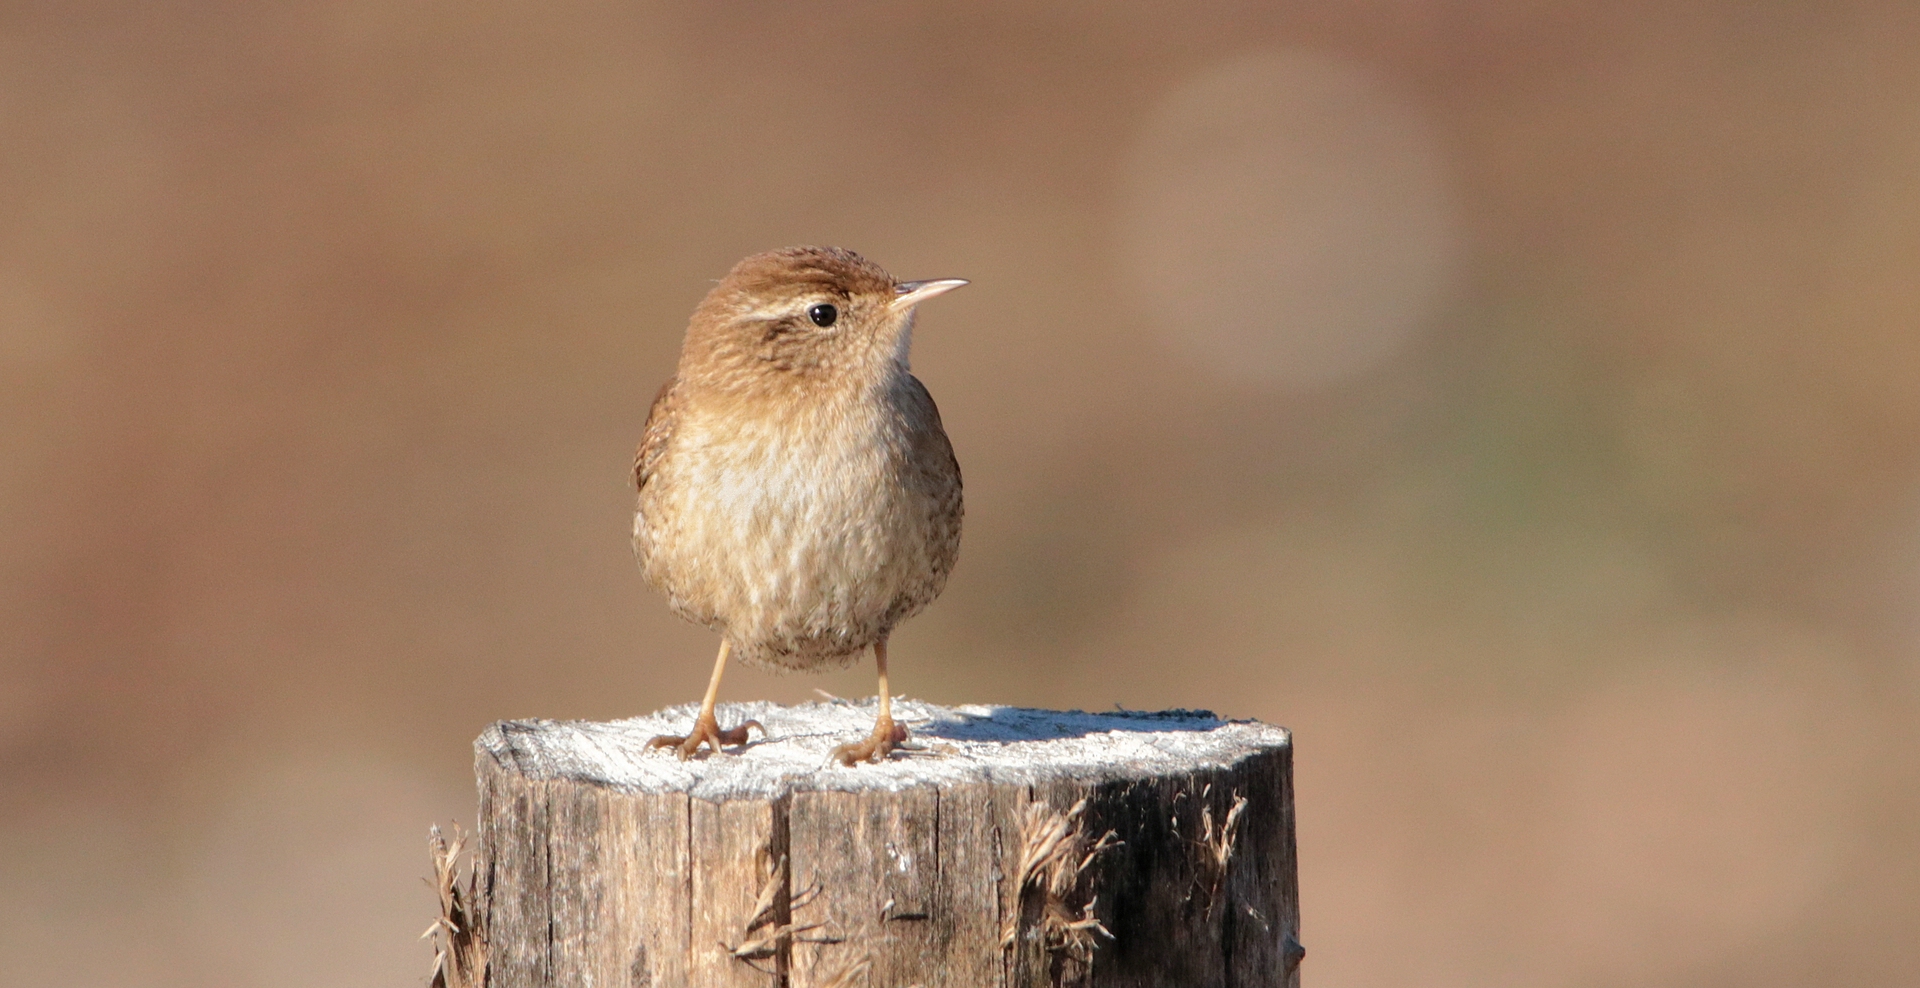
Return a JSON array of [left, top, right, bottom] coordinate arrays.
[[632, 246, 965, 766]]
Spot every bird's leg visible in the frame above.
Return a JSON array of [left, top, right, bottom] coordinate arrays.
[[648, 640, 763, 759], [833, 636, 909, 766]]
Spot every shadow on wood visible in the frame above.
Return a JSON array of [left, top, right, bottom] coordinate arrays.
[[472, 699, 1301, 987]]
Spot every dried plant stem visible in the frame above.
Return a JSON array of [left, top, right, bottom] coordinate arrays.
[[1003, 798, 1119, 972], [423, 823, 488, 988]]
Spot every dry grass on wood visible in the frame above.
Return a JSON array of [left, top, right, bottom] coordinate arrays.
[[1002, 798, 1119, 968], [1180, 785, 1248, 921], [423, 823, 488, 988]]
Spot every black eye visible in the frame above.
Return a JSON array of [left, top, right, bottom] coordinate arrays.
[[807, 303, 838, 327]]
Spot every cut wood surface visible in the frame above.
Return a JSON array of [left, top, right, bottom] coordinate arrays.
[[476, 699, 1301, 988]]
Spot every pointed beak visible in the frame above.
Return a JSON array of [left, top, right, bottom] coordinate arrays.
[[891, 278, 969, 311]]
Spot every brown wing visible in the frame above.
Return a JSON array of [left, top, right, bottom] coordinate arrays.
[[903, 372, 963, 553], [902, 374, 961, 495], [633, 376, 679, 492], [877, 374, 963, 625]]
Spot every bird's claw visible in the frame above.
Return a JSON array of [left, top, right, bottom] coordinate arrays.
[[833, 715, 909, 766], [648, 714, 763, 760]]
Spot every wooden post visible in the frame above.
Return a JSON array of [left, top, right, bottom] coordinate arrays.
[[474, 700, 1301, 988]]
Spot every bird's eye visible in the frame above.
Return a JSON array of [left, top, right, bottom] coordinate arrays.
[[807, 303, 838, 327]]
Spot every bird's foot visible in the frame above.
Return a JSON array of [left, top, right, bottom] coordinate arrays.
[[647, 712, 763, 760], [833, 713, 909, 766]]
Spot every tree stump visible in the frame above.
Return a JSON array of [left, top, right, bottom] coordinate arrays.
[[475, 699, 1301, 988]]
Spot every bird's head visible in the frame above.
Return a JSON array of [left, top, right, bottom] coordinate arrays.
[[678, 246, 966, 396]]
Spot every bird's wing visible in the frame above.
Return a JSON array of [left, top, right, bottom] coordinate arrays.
[[633, 376, 679, 492], [903, 374, 962, 491]]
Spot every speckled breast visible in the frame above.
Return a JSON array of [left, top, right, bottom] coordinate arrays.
[[634, 388, 960, 671]]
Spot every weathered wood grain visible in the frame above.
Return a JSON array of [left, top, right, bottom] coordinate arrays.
[[474, 700, 1299, 988]]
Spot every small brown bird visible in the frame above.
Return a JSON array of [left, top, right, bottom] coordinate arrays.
[[633, 246, 965, 765]]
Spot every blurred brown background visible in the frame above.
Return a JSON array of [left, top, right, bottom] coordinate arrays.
[[5, 1, 1919, 985]]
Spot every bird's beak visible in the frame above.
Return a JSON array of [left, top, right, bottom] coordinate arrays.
[[891, 278, 969, 311]]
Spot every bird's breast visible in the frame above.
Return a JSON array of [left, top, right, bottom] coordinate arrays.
[[634, 392, 954, 668]]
